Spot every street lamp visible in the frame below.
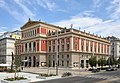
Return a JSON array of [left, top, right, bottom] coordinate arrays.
[[55, 31, 58, 76], [79, 27, 81, 74], [11, 52, 14, 71]]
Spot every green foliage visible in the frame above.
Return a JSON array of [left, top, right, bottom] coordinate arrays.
[[88, 56, 97, 68], [62, 72, 72, 77], [4, 76, 27, 81], [98, 58, 107, 67], [107, 57, 117, 66], [39, 73, 56, 77], [14, 55, 21, 67], [117, 57, 120, 64]]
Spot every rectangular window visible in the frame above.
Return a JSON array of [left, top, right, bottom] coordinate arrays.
[[67, 44, 69, 51], [62, 55, 64, 58], [62, 38, 64, 43], [86, 46, 88, 52], [53, 46, 55, 52], [49, 46, 51, 52], [67, 61, 69, 67], [62, 45, 64, 51], [91, 47, 93, 52], [62, 61, 64, 66], [81, 45, 84, 51], [67, 54, 69, 58]]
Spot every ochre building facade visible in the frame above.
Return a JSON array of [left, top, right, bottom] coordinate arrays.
[[15, 19, 110, 69]]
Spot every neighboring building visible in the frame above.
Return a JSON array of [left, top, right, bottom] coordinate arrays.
[[107, 36, 120, 60], [0, 30, 21, 65], [17, 19, 110, 69]]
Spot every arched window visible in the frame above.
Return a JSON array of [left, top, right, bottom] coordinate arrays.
[[25, 43, 27, 52]]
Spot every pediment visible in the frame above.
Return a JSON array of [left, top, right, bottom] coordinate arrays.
[[21, 21, 40, 29]]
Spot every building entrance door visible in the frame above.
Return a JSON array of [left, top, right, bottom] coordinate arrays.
[[29, 57, 31, 67], [53, 60, 55, 67], [33, 56, 36, 67]]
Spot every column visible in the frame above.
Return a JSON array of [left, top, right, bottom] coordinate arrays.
[[96, 42, 98, 53], [100, 44, 101, 54], [93, 42, 94, 53], [31, 42, 33, 52], [27, 42, 29, 52], [79, 38, 81, 51], [39, 40, 41, 51], [88, 41, 90, 52], [84, 39, 86, 52], [64, 38, 66, 52], [31, 56, 33, 67], [102, 44, 104, 54], [84, 59, 86, 68], [70, 36, 73, 51]]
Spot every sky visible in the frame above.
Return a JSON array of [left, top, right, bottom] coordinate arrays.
[[0, 0, 120, 37]]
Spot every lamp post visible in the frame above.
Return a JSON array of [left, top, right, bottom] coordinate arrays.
[[55, 31, 58, 76], [79, 27, 81, 74], [11, 52, 14, 71]]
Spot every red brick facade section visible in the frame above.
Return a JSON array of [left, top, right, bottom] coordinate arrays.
[[73, 37, 79, 50], [41, 40, 47, 51], [37, 41, 39, 51], [78, 38, 80, 50], [41, 27, 47, 35], [37, 28, 40, 34], [66, 37, 70, 42]]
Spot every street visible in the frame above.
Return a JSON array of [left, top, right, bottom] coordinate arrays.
[[32, 69, 120, 83]]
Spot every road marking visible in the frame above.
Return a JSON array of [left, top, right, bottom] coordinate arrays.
[[95, 78, 120, 83]]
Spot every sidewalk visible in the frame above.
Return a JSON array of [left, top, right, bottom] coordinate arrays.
[[22, 67, 93, 76], [0, 72, 61, 83]]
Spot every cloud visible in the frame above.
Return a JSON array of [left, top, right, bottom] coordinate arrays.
[[53, 11, 120, 37], [14, 0, 35, 17], [107, 0, 120, 20], [35, 0, 57, 11], [93, 0, 101, 8], [87, 20, 120, 37], [53, 11, 103, 28], [0, 0, 35, 23], [0, 0, 5, 7], [72, 10, 94, 18]]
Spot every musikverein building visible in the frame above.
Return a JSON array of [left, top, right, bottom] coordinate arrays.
[[15, 19, 110, 68]]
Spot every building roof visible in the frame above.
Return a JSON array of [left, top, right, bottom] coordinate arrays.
[[20, 18, 63, 30]]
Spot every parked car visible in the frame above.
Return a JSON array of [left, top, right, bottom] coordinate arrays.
[[92, 69, 100, 73], [106, 67, 117, 71]]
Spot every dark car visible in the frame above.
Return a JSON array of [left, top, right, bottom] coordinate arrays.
[[92, 69, 100, 73]]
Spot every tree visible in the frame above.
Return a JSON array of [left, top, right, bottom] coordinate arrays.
[[98, 58, 107, 68], [117, 57, 120, 68], [117, 57, 120, 64], [14, 55, 21, 67], [88, 56, 97, 68], [107, 57, 117, 67]]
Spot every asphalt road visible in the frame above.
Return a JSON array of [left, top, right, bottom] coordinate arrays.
[[31, 69, 120, 83]]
